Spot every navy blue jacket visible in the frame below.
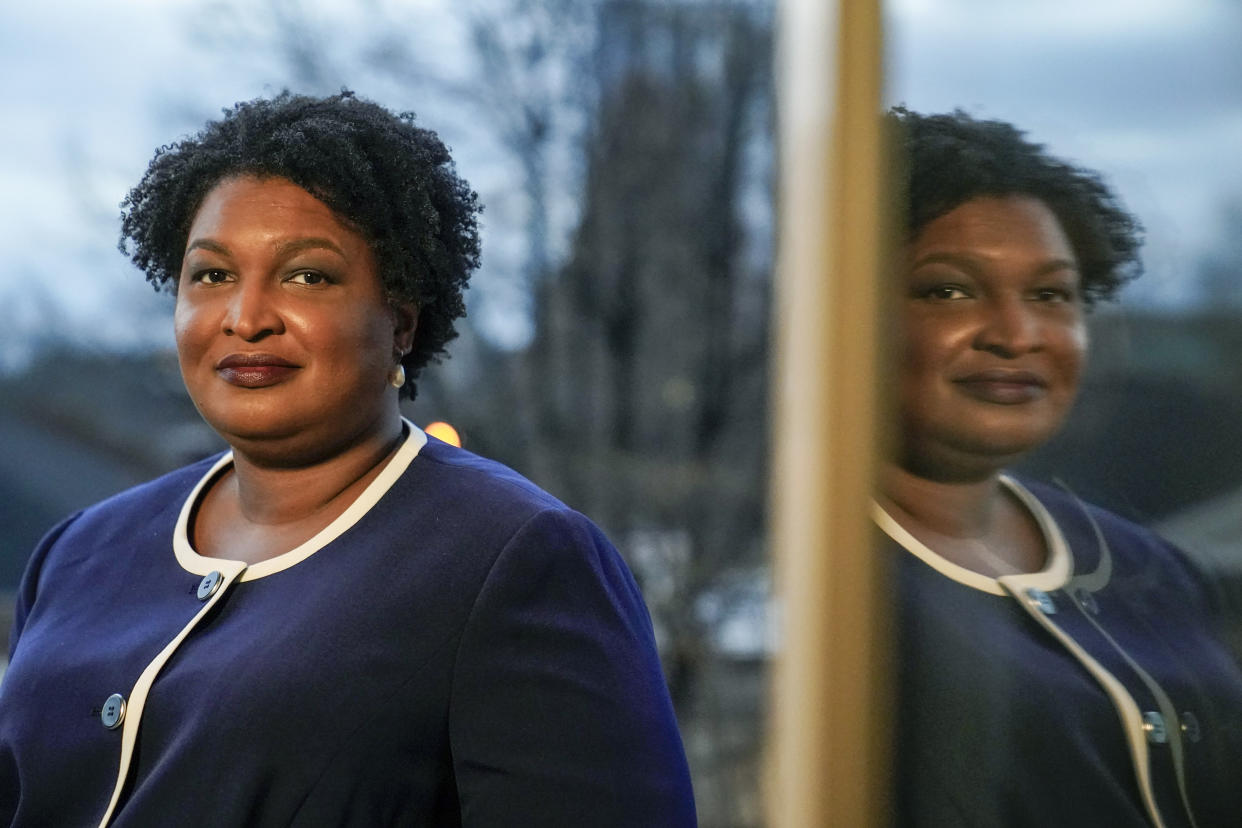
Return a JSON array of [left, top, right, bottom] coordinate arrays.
[[0, 427, 696, 827], [881, 476, 1242, 828]]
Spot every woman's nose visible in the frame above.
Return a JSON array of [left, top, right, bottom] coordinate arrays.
[[974, 297, 1040, 356], [223, 279, 284, 340]]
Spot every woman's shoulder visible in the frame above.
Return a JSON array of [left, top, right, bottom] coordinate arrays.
[[15, 454, 228, 624], [392, 436, 619, 571], [25, 455, 225, 566], [69, 453, 224, 529], [1011, 476, 1164, 542], [406, 436, 572, 517], [1009, 475, 1210, 588]]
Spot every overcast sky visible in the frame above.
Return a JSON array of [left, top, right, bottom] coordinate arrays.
[[0, 0, 502, 366], [2, 0, 1240, 367], [887, 0, 1242, 306]]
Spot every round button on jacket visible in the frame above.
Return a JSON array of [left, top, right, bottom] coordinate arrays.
[[1074, 588, 1099, 615], [1181, 711, 1202, 743], [1025, 588, 1057, 615], [1142, 711, 1168, 744], [101, 694, 126, 730], [197, 570, 224, 601]]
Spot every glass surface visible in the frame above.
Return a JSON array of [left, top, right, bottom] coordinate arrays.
[[886, 0, 1242, 642], [883, 2, 1242, 824]]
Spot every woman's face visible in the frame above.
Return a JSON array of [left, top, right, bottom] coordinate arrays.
[[898, 195, 1087, 481], [175, 175, 415, 461]]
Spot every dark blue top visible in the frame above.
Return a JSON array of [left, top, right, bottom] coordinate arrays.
[[0, 428, 696, 827], [886, 477, 1242, 828]]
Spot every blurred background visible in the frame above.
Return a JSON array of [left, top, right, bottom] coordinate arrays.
[[3, 1, 1242, 824]]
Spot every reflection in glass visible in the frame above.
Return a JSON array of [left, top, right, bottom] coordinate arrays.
[[878, 106, 1242, 826]]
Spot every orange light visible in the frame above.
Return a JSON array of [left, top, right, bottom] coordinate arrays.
[[424, 421, 462, 447]]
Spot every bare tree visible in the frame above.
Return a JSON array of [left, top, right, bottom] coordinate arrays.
[[516, 5, 775, 821]]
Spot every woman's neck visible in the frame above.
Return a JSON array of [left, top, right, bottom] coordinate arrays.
[[878, 463, 1048, 576], [879, 464, 1006, 538], [227, 415, 405, 526], [190, 413, 407, 564]]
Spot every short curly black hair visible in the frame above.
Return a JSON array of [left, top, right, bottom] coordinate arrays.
[[120, 90, 481, 399], [890, 107, 1143, 304]]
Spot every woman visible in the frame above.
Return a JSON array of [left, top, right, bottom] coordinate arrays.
[[0, 92, 696, 827], [880, 109, 1242, 827]]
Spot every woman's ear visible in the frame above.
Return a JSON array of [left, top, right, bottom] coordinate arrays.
[[391, 301, 419, 355]]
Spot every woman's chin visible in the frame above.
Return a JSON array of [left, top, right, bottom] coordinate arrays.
[[900, 434, 1047, 482], [197, 408, 310, 448], [196, 400, 397, 468]]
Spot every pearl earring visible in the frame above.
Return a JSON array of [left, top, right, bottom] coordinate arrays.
[[389, 364, 406, 389]]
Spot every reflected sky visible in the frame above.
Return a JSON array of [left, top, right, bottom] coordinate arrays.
[[2, 0, 1240, 366]]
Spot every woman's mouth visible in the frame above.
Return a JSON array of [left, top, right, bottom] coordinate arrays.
[[215, 353, 299, 388], [954, 370, 1047, 404]]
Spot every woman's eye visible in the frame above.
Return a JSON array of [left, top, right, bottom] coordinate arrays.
[[193, 269, 231, 285], [922, 284, 969, 300], [1034, 287, 1076, 302], [287, 270, 327, 286]]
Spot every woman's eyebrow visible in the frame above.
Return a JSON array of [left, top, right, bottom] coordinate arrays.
[[908, 251, 979, 271], [183, 237, 348, 258], [909, 251, 1079, 275], [274, 237, 347, 258], [184, 238, 230, 256]]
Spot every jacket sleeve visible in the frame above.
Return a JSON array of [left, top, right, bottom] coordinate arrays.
[[8, 512, 80, 661], [448, 507, 697, 827]]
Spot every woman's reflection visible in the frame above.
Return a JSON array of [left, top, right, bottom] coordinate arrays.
[[878, 108, 1242, 827]]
